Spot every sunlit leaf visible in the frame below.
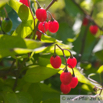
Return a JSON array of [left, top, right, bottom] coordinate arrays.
[[97, 65, 103, 74], [0, 35, 43, 58], [0, 0, 9, 8], [24, 65, 60, 83]]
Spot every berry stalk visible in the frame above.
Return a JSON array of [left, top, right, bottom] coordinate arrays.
[[54, 44, 73, 71]]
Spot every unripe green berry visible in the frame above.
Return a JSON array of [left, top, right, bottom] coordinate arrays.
[[1, 18, 12, 32]]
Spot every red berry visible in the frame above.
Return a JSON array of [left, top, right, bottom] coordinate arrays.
[[50, 55, 62, 69], [89, 25, 98, 35], [36, 8, 47, 22], [20, 0, 30, 7], [82, 18, 88, 26], [69, 76, 78, 88], [67, 57, 77, 68], [38, 21, 48, 33], [60, 71, 72, 85], [60, 83, 71, 94], [36, 31, 42, 40], [48, 20, 59, 33]]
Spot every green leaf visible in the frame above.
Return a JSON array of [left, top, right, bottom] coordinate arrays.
[[43, 98, 60, 103], [97, 65, 103, 74], [92, 0, 102, 4], [38, 57, 51, 66], [16, 92, 33, 103], [56, 23, 75, 43], [27, 83, 42, 103], [41, 35, 59, 43], [64, 0, 83, 17], [95, 50, 103, 61], [71, 68, 93, 86], [2, 86, 33, 103], [0, 35, 43, 58], [39, 83, 60, 102], [24, 65, 60, 83], [2, 86, 18, 103], [73, 26, 99, 61], [8, 0, 35, 38], [39, 83, 59, 93], [12, 20, 34, 38], [0, 0, 9, 9], [8, 0, 33, 22], [16, 79, 42, 103], [97, 11, 103, 19], [41, 43, 72, 56]]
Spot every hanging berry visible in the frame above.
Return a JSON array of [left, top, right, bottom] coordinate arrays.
[[50, 55, 62, 69], [48, 19, 59, 33], [67, 57, 77, 68], [1, 18, 12, 32], [69, 76, 78, 88], [20, 0, 30, 7], [82, 17, 88, 26], [89, 25, 98, 35], [36, 8, 47, 22], [60, 71, 72, 85], [38, 21, 48, 33], [60, 83, 71, 94]]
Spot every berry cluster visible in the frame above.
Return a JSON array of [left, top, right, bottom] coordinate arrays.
[[50, 44, 78, 94], [35, 7, 59, 40], [82, 17, 98, 35], [19, 0, 59, 40]]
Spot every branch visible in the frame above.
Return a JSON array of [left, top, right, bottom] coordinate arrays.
[[46, 0, 57, 11], [77, 9, 93, 62], [71, 0, 103, 31], [27, 0, 36, 39], [9, 60, 16, 71]]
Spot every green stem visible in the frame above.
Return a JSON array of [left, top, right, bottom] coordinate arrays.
[[33, 21, 39, 39], [72, 68, 75, 77], [54, 44, 57, 57]]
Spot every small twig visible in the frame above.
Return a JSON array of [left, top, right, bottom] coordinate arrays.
[[54, 44, 73, 71], [3, 7, 8, 18], [13, 77, 18, 91], [27, 0, 36, 39], [9, 60, 16, 71], [46, 0, 57, 11], [55, 44, 67, 66], [33, 21, 39, 39], [37, 29, 47, 35], [13, 58, 28, 91], [63, 49, 73, 58]]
